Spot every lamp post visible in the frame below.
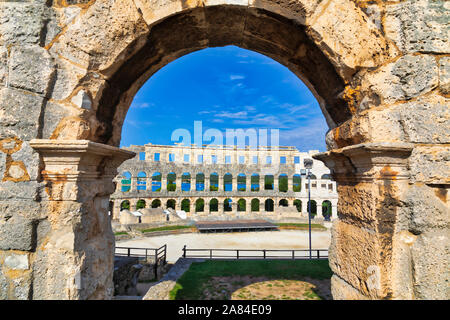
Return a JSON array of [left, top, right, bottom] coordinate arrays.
[[303, 159, 313, 259]]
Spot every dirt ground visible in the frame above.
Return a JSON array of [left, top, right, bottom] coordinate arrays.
[[118, 230, 331, 263], [200, 276, 332, 300]]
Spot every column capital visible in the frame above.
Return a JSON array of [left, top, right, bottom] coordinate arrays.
[[313, 142, 413, 182], [30, 139, 135, 200]]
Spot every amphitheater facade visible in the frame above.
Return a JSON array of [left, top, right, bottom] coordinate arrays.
[[111, 143, 338, 221]]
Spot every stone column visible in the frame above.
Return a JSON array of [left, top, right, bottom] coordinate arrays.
[[29, 139, 134, 300], [288, 176, 293, 192], [176, 176, 181, 192], [205, 176, 210, 192], [259, 200, 265, 214], [161, 175, 167, 192], [274, 177, 279, 191], [259, 176, 264, 191], [232, 176, 237, 192], [218, 175, 224, 192], [246, 177, 251, 192], [314, 142, 414, 300], [130, 175, 137, 192]]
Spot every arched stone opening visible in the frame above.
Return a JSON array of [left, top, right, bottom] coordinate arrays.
[[121, 171, 132, 192], [151, 199, 161, 208], [166, 199, 176, 210], [136, 199, 146, 209], [265, 199, 274, 212], [120, 200, 130, 211], [237, 198, 246, 212], [195, 198, 205, 213], [279, 199, 289, 207], [17, 0, 446, 301], [137, 171, 147, 191], [181, 199, 190, 212], [209, 198, 219, 212], [152, 172, 162, 192], [251, 198, 260, 212]]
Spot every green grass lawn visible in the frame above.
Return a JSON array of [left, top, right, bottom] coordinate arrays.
[[170, 259, 332, 300], [276, 223, 327, 230], [114, 231, 128, 236], [139, 225, 194, 233]]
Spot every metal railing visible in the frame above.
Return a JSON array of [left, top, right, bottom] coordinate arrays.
[[182, 245, 328, 260], [115, 245, 167, 279]]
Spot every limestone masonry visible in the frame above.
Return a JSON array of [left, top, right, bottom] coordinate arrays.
[[0, 0, 448, 300], [111, 143, 338, 223]]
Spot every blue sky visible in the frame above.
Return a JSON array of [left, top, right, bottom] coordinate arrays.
[[121, 45, 328, 152]]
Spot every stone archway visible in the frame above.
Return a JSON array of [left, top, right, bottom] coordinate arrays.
[[0, 0, 448, 300]]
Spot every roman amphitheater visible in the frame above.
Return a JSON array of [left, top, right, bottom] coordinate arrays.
[[0, 0, 448, 300], [111, 143, 337, 223]]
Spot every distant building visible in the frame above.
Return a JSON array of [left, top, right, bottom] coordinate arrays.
[[110, 143, 338, 221]]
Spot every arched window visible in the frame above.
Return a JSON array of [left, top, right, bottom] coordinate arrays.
[[136, 199, 146, 209], [279, 199, 288, 207], [166, 199, 176, 210], [196, 173, 205, 191], [167, 172, 176, 192], [181, 199, 190, 212], [265, 199, 274, 212], [210, 173, 219, 191], [237, 173, 246, 191], [181, 172, 191, 191], [279, 174, 288, 192], [309, 174, 317, 180], [251, 198, 260, 212], [120, 200, 130, 211], [151, 199, 161, 208], [293, 199, 302, 212], [224, 173, 232, 191], [251, 174, 259, 191], [121, 172, 131, 192], [195, 199, 204, 212], [307, 200, 317, 216], [293, 174, 301, 192], [322, 200, 332, 220], [209, 198, 218, 212], [137, 171, 147, 191], [224, 198, 232, 212], [237, 198, 246, 212], [264, 175, 274, 190], [152, 172, 162, 192], [321, 174, 332, 180]]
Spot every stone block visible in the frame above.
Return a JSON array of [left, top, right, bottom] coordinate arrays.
[[411, 230, 450, 300], [329, 220, 382, 298], [0, 266, 8, 300], [0, 47, 6, 87], [8, 46, 55, 97], [0, 87, 44, 140], [385, 0, 449, 54], [4, 253, 29, 270], [331, 274, 369, 300], [397, 95, 449, 144], [0, 214, 36, 251], [439, 57, 450, 95], [0, 3, 47, 46], [408, 146, 450, 185], [359, 54, 438, 104]]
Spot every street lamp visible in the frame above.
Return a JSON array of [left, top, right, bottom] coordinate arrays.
[[302, 159, 313, 259]]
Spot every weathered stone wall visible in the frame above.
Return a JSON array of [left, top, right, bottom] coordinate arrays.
[[0, 0, 448, 300], [111, 143, 338, 220]]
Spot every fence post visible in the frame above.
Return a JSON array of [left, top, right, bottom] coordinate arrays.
[[292, 250, 295, 260], [183, 245, 186, 258], [210, 249, 212, 259], [127, 248, 130, 257], [263, 249, 266, 259], [237, 250, 239, 260], [317, 250, 320, 259], [164, 245, 167, 264]]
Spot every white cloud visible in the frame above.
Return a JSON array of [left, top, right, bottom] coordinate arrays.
[[216, 111, 248, 119], [131, 102, 154, 109], [230, 74, 245, 80]]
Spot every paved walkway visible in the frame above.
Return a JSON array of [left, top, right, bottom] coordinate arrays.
[[143, 258, 205, 300]]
